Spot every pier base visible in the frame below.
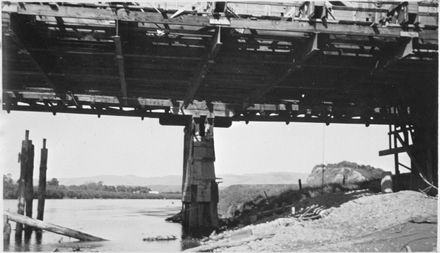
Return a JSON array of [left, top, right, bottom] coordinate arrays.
[[181, 117, 219, 235]]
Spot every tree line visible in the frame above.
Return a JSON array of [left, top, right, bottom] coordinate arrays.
[[3, 174, 180, 199]]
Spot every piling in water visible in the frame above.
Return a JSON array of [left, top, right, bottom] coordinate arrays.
[[24, 133, 35, 236], [15, 130, 35, 240], [16, 131, 29, 240], [37, 139, 48, 233], [4, 215, 11, 244]]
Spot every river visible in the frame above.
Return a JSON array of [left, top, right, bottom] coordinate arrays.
[[3, 199, 200, 252]]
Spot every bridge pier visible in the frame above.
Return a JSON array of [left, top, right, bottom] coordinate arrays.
[[181, 116, 219, 235]]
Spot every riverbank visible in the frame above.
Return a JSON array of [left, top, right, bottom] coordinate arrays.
[[189, 190, 437, 252]]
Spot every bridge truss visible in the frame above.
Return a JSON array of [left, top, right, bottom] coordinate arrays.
[[2, 1, 438, 126], [2, 1, 438, 231]]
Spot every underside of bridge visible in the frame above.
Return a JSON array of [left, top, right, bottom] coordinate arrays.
[[2, 1, 438, 232]]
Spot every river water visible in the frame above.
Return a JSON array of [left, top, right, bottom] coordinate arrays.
[[3, 199, 200, 252]]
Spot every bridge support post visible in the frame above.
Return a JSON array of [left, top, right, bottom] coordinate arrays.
[[181, 116, 219, 235], [410, 120, 437, 191], [407, 82, 437, 193]]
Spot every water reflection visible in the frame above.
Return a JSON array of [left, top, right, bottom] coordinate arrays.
[[35, 230, 43, 244]]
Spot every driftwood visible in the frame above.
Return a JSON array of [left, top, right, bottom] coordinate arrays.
[[258, 203, 295, 217], [185, 233, 275, 252], [5, 211, 106, 242], [143, 235, 177, 241]]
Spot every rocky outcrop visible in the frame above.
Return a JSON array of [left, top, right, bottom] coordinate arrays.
[[306, 161, 385, 186]]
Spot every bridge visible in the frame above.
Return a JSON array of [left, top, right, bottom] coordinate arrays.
[[2, 1, 438, 233]]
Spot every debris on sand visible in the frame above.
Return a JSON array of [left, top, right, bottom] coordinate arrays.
[[189, 190, 437, 252]]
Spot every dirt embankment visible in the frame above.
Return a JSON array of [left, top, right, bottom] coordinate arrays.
[[188, 190, 437, 252]]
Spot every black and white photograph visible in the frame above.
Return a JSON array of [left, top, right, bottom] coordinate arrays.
[[1, 1, 438, 252]]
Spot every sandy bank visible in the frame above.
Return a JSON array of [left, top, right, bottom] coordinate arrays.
[[189, 190, 437, 252]]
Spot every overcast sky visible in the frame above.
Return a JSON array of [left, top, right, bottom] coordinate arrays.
[[0, 110, 408, 180]]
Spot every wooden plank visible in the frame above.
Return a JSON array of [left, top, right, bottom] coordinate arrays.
[[5, 211, 105, 242], [3, 3, 437, 40], [379, 146, 412, 156]]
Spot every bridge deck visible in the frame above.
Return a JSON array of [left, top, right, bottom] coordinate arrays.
[[2, 2, 438, 126]]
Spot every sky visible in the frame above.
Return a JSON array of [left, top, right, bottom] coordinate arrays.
[[0, 110, 409, 180]]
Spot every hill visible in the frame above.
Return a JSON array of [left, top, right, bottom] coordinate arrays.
[[58, 174, 181, 187], [306, 161, 385, 186]]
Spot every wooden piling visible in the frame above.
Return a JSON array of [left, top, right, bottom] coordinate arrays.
[[5, 211, 106, 242], [24, 134, 35, 235], [15, 130, 31, 239], [37, 139, 48, 223], [15, 178, 25, 240], [4, 215, 11, 244]]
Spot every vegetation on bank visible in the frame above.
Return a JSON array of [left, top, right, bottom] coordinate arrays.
[[218, 184, 300, 216], [218, 179, 382, 229], [3, 174, 181, 199]]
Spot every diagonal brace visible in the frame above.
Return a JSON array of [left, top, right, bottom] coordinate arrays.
[[243, 33, 319, 109], [372, 37, 413, 74], [183, 27, 222, 108]]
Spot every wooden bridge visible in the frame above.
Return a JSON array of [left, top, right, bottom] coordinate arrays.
[[2, 1, 438, 233]]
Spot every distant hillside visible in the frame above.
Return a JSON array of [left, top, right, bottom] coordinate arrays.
[[306, 161, 385, 186], [58, 171, 308, 189], [58, 175, 181, 187]]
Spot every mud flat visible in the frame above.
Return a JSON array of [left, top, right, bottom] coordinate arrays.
[[189, 190, 437, 252]]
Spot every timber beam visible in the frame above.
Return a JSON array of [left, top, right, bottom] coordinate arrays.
[[379, 146, 413, 156], [4, 101, 413, 126], [183, 27, 222, 108], [2, 3, 436, 40], [113, 34, 128, 106]]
